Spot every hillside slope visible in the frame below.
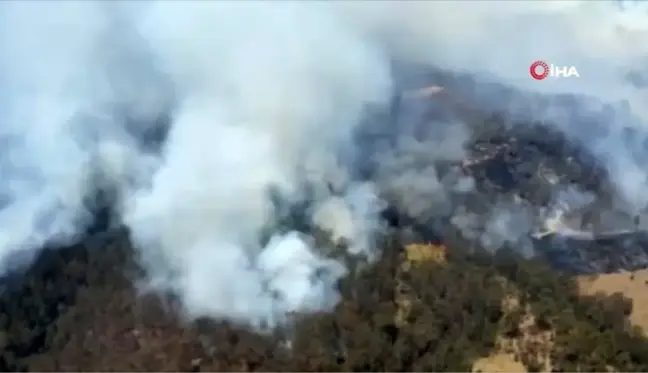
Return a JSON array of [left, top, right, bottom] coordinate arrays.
[[2, 237, 648, 372]]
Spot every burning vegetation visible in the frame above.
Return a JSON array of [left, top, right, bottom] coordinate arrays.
[[3, 70, 648, 372]]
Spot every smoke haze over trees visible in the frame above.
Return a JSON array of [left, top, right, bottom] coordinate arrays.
[[2, 1, 648, 370]]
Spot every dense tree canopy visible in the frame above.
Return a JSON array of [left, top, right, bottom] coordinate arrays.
[[2, 234, 648, 372]]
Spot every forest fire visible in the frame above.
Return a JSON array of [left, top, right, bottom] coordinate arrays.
[[1, 70, 648, 370]]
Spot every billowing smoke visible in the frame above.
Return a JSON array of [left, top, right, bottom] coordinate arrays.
[[0, 1, 647, 329]]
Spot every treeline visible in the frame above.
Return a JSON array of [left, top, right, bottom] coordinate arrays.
[[490, 248, 648, 372], [145, 241, 648, 372], [4, 235, 648, 371]]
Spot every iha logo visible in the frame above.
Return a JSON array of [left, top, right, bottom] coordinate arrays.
[[529, 60, 580, 80]]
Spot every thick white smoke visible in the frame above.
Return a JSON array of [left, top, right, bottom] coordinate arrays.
[[343, 1, 648, 210], [0, 0, 647, 329]]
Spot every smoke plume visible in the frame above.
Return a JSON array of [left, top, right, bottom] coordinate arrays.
[[0, 0, 647, 329]]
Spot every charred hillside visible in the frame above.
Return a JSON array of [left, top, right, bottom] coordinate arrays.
[[3, 71, 648, 370], [366, 69, 648, 275], [458, 118, 648, 274]]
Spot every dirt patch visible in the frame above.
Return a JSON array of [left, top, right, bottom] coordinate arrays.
[[471, 282, 553, 372], [578, 269, 648, 336], [395, 243, 447, 326], [472, 353, 527, 373]]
